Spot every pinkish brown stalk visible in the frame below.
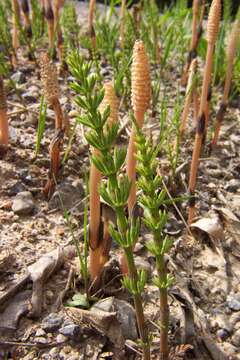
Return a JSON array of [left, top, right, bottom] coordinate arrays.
[[0, 77, 8, 156], [89, 82, 119, 283], [188, 0, 221, 224], [121, 40, 151, 275], [211, 20, 240, 148]]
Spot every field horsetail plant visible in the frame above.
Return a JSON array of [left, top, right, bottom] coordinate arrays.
[[211, 18, 240, 148], [136, 128, 175, 360], [89, 82, 119, 283], [0, 76, 8, 157], [188, 0, 221, 224], [68, 48, 151, 360], [39, 53, 65, 198], [121, 40, 151, 275]]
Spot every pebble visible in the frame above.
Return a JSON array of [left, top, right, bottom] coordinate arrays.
[[216, 328, 230, 341], [91, 297, 138, 340], [11, 71, 26, 84], [35, 328, 46, 337], [68, 110, 78, 118], [227, 294, 240, 312], [42, 313, 64, 333], [231, 329, 240, 347], [46, 290, 54, 302], [48, 347, 59, 359], [134, 256, 151, 278], [56, 333, 68, 343], [230, 311, 240, 329], [225, 179, 240, 193], [59, 324, 81, 339], [35, 336, 48, 344], [8, 181, 26, 196], [49, 181, 84, 211], [62, 345, 72, 354], [222, 342, 238, 356], [12, 191, 35, 215]]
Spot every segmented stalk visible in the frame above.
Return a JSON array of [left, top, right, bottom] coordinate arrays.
[[188, 0, 221, 224], [88, 0, 96, 51], [45, 0, 55, 54], [179, 59, 198, 141], [0, 76, 8, 153], [119, 0, 126, 49], [21, 0, 32, 38], [89, 82, 119, 281], [12, 0, 20, 56], [212, 20, 240, 147]]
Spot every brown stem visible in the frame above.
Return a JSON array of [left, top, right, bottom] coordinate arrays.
[[52, 98, 63, 130], [89, 154, 101, 281], [43, 129, 64, 198], [159, 287, 169, 360], [181, 0, 199, 86], [120, 0, 126, 49], [45, 0, 55, 52], [125, 250, 150, 360], [0, 77, 8, 149], [40, 0, 45, 35], [188, 43, 215, 224], [179, 59, 198, 142], [211, 102, 226, 147], [12, 0, 20, 55], [89, 0, 96, 51], [0, 109, 8, 148], [193, 88, 200, 123], [203, 86, 212, 143]]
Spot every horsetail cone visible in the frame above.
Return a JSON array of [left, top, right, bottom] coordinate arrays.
[[0, 77, 8, 148], [131, 40, 151, 124], [89, 82, 119, 281], [200, 0, 221, 112], [206, 0, 221, 45], [99, 82, 119, 125], [39, 53, 60, 103], [39, 53, 63, 130], [127, 40, 151, 214]]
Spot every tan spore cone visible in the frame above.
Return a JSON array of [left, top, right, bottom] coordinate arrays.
[[127, 40, 151, 213], [39, 53, 65, 197], [39, 52, 63, 130], [39, 53, 60, 102], [131, 40, 151, 123], [206, 0, 221, 45]]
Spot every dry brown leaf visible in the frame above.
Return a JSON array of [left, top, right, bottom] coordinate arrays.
[[190, 214, 224, 249]]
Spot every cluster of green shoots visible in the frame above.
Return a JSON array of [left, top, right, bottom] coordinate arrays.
[[0, 1, 240, 359], [67, 37, 179, 357]]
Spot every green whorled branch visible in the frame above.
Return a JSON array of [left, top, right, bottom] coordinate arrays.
[[68, 50, 150, 359], [136, 127, 175, 360]]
